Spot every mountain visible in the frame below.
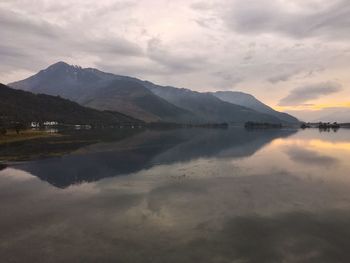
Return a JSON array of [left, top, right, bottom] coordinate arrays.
[[8, 62, 118, 99], [143, 84, 284, 124], [9, 62, 298, 124], [79, 79, 197, 123], [213, 91, 299, 124], [9, 62, 196, 122], [0, 83, 141, 125]]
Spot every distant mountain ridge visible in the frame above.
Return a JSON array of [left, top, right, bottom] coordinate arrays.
[[9, 62, 299, 124], [213, 91, 298, 124], [143, 83, 285, 124]]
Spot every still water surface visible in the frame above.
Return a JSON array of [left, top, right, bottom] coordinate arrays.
[[1, 128, 350, 262]]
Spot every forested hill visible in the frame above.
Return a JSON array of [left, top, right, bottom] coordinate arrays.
[[0, 83, 141, 126]]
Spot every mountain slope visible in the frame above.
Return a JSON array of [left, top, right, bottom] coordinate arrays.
[[9, 62, 113, 100], [0, 83, 141, 125], [9, 62, 197, 122], [213, 91, 299, 124], [143, 83, 283, 124], [79, 79, 197, 122]]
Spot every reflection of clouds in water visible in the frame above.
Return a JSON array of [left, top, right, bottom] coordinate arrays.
[[252, 136, 350, 183], [285, 146, 338, 166], [274, 137, 350, 152], [0, 168, 36, 182], [142, 173, 350, 226], [308, 139, 350, 151], [2, 129, 350, 262], [181, 210, 350, 263], [2, 168, 350, 262]]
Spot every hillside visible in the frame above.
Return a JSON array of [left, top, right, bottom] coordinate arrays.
[[0, 83, 141, 126], [213, 91, 298, 124], [79, 79, 197, 122], [143, 84, 284, 124]]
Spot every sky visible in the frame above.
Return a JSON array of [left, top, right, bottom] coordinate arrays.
[[1, 0, 350, 121]]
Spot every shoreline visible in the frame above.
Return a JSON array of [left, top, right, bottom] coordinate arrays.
[[0, 130, 59, 145]]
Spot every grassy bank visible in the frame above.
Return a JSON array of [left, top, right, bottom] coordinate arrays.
[[0, 130, 58, 145]]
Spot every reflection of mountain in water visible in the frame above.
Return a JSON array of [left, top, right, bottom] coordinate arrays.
[[14, 128, 297, 188], [152, 128, 295, 164]]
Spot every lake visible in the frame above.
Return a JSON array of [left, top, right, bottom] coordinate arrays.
[[1, 127, 350, 262]]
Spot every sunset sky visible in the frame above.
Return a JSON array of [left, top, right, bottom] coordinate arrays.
[[1, 0, 349, 121]]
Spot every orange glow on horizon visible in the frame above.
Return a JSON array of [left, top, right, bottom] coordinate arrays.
[[273, 102, 350, 112]]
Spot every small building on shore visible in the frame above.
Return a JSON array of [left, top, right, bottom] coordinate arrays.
[[31, 122, 40, 128], [43, 121, 58, 126]]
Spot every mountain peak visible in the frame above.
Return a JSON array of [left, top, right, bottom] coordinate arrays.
[[46, 61, 83, 72], [49, 61, 70, 68]]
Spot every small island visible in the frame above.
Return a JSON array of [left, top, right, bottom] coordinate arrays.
[[244, 122, 282, 129], [300, 122, 341, 131]]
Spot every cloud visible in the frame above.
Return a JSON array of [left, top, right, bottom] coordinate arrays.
[[146, 38, 207, 73], [279, 82, 342, 106], [0, 4, 144, 78], [82, 37, 144, 57], [0, 7, 60, 38], [223, 0, 350, 40], [190, 1, 215, 11], [1, 0, 350, 113], [212, 71, 243, 89], [194, 17, 218, 29], [268, 71, 300, 84], [268, 65, 325, 84]]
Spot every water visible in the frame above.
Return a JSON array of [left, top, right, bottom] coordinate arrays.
[[1, 128, 350, 262]]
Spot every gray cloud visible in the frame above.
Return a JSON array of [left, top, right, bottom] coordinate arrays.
[[212, 71, 243, 89], [268, 65, 325, 84], [0, 45, 29, 60], [82, 37, 144, 57], [95, 60, 173, 77], [279, 82, 342, 106], [223, 0, 350, 40], [190, 1, 215, 11], [1, 0, 350, 113], [147, 38, 207, 73], [92, 1, 136, 17], [0, 5, 144, 76], [194, 17, 218, 29], [268, 71, 300, 84], [0, 8, 60, 38]]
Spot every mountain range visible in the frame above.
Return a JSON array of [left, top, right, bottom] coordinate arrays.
[[9, 61, 299, 125]]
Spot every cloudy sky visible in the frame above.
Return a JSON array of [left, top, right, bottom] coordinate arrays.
[[1, 0, 350, 120]]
